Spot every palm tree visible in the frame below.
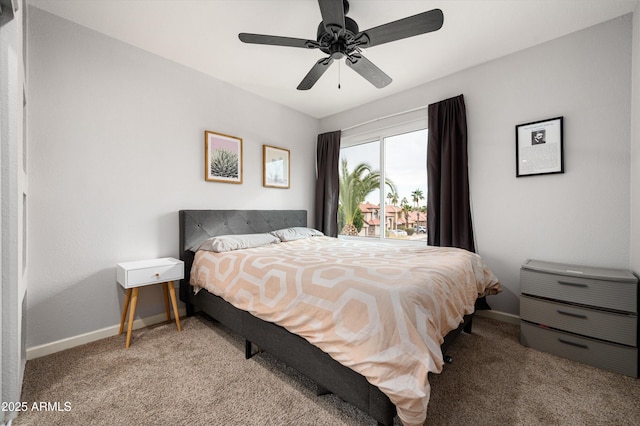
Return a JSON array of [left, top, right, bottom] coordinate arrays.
[[411, 188, 425, 209], [386, 191, 399, 230], [386, 191, 399, 206], [339, 159, 396, 236], [400, 200, 412, 232]]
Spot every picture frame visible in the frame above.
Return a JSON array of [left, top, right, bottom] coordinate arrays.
[[516, 116, 564, 177], [205, 131, 243, 184], [263, 145, 290, 189]]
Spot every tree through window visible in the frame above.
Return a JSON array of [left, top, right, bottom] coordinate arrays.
[[339, 128, 428, 241]]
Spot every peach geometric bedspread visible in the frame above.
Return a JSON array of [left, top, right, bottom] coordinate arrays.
[[190, 236, 501, 426]]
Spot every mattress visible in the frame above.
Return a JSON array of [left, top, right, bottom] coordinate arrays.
[[190, 236, 500, 425]]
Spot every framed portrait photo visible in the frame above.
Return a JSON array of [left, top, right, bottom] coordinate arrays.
[[263, 145, 290, 189], [515, 116, 564, 177], [205, 131, 243, 184]]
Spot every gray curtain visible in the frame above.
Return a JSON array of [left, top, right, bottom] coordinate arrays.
[[427, 94, 475, 252], [314, 130, 341, 237], [427, 95, 490, 309]]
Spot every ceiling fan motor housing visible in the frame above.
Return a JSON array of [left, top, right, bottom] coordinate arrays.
[[317, 16, 359, 58]]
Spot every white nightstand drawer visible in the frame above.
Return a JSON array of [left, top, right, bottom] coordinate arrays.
[[117, 258, 184, 288]]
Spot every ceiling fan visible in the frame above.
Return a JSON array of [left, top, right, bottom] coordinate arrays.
[[238, 0, 444, 90]]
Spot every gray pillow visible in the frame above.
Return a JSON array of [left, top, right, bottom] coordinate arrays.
[[270, 227, 324, 242], [195, 233, 280, 252]]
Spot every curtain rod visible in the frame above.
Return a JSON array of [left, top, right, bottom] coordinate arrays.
[[341, 105, 428, 132]]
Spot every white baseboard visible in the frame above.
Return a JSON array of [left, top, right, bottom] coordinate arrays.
[[476, 309, 520, 325], [26, 308, 186, 360]]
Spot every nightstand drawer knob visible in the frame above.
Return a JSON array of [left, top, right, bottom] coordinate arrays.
[[155, 273, 160, 277]]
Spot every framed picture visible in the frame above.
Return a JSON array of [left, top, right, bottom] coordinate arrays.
[[205, 131, 242, 184], [516, 116, 564, 177], [263, 145, 290, 189]]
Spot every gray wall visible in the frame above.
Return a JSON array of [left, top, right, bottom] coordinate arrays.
[[321, 15, 634, 315], [631, 6, 640, 274], [26, 7, 319, 348]]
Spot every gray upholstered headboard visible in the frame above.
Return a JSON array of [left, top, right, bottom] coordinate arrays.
[[178, 210, 307, 303]]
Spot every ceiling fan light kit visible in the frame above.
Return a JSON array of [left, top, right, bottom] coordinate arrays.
[[238, 0, 443, 90]]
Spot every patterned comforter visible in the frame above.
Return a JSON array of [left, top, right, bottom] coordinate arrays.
[[190, 236, 501, 425]]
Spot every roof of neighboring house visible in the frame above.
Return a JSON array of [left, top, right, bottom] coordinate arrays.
[[408, 211, 427, 222], [395, 210, 426, 226], [359, 202, 379, 213], [357, 202, 426, 224]]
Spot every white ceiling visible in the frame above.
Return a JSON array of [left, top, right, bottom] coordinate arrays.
[[29, 0, 638, 119]]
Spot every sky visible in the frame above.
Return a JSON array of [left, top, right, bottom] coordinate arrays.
[[339, 129, 428, 207]]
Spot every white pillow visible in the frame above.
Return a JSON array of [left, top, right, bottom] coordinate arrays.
[[195, 233, 280, 253], [270, 227, 324, 242]]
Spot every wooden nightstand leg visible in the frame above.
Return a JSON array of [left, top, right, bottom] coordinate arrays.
[[167, 281, 182, 332], [162, 282, 171, 322], [119, 288, 132, 335], [125, 287, 139, 349]]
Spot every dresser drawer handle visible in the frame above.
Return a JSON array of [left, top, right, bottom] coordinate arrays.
[[558, 338, 588, 349], [557, 280, 588, 288], [557, 310, 587, 319]]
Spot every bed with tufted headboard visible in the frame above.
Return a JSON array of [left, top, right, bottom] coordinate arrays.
[[179, 209, 488, 426]]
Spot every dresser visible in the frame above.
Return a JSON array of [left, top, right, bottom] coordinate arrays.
[[519, 259, 638, 377]]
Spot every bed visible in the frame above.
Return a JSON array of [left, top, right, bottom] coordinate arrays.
[[179, 210, 500, 426]]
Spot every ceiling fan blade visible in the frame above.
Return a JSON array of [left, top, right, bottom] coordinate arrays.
[[318, 0, 345, 35], [297, 57, 335, 90], [355, 8, 443, 48], [239, 33, 320, 49], [345, 53, 392, 88]]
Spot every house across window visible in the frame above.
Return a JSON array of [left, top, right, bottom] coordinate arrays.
[[338, 127, 428, 242]]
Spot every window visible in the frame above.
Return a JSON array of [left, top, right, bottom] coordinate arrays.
[[338, 121, 428, 241]]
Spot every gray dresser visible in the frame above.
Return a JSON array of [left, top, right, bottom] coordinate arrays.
[[520, 259, 638, 377]]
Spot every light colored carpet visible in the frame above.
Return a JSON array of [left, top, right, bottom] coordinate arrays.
[[14, 315, 640, 425]]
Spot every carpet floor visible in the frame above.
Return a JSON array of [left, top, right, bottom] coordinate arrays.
[[13, 315, 640, 425]]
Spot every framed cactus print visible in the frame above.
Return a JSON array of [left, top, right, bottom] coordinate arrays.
[[205, 131, 243, 184], [263, 145, 290, 189]]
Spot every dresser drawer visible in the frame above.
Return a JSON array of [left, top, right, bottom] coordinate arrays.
[[521, 269, 637, 313], [117, 258, 184, 288], [520, 295, 637, 346], [520, 321, 638, 377]]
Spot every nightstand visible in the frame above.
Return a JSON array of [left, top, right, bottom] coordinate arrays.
[[520, 259, 638, 377], [116, 257, 184, 348]]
